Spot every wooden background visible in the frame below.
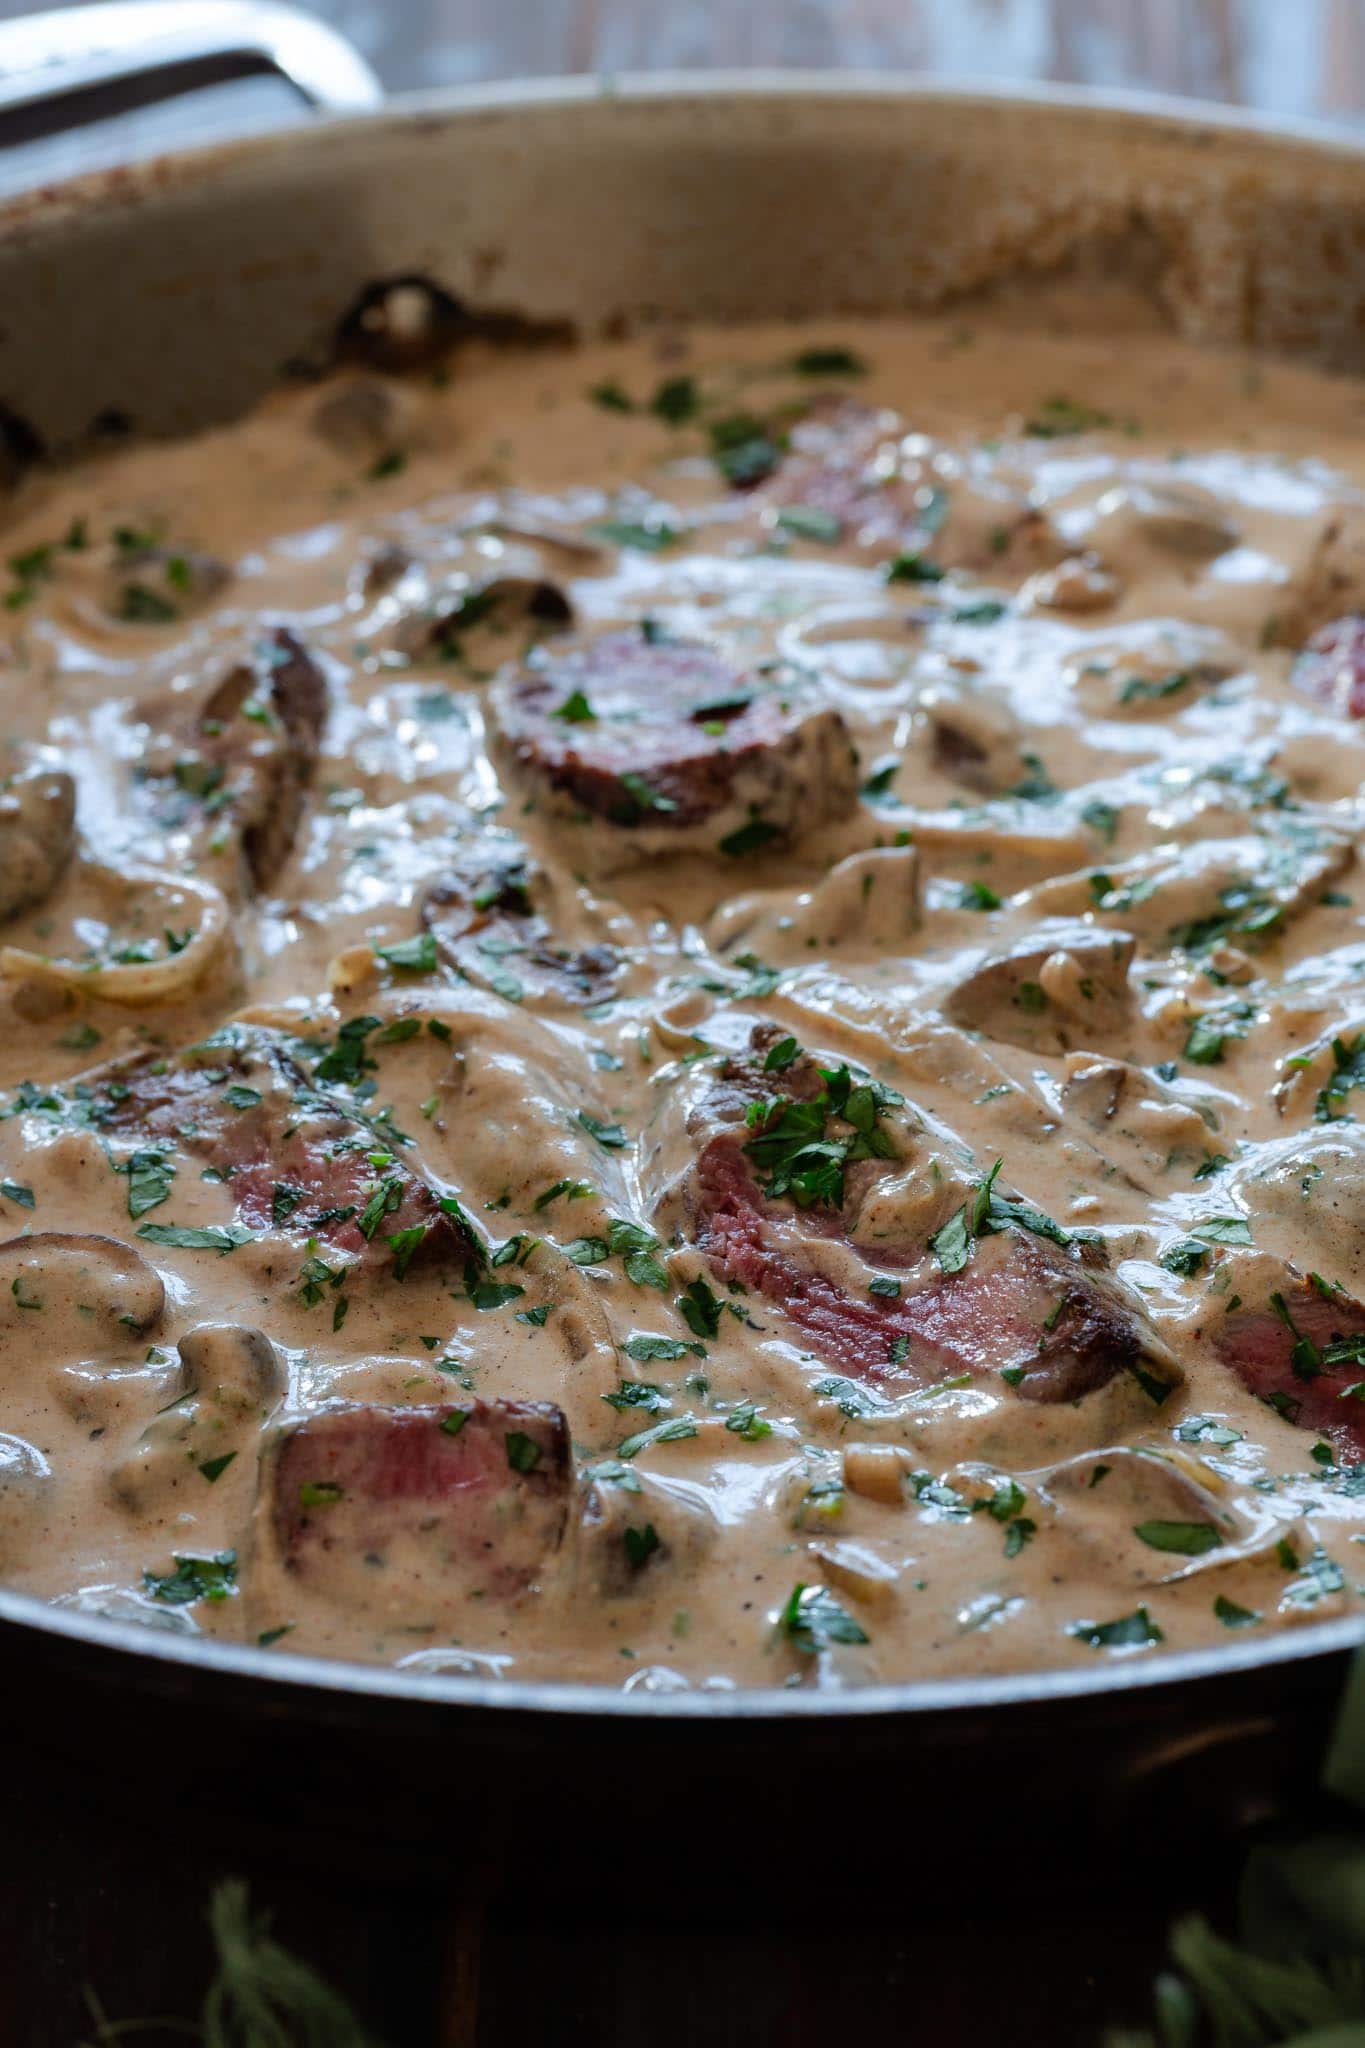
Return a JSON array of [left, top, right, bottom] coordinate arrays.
[[278, 0, 1365, 119], [0, 0, 1362, 121]]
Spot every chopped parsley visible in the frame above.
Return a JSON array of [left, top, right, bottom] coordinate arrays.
[[504, 1431, 542, 1474], [1313, 1033, 1365, 1123], [1133, 1519, 1222, 1556], [136, 1222, 257, 1255], [789, 347, 867, 377], [591, 519, 678, 554], [725, 1401, 772, 1442], [577, 1112, 629, 1149], [143, 1550, 237, 1605], [775, 504, 842, 544], [624, 1522, 661, 1568], [708, 412, 783, 488], [1068, 1606, 1164, 1650], [777, 1582, 869, 1654], [743, 1056, 902, 1209], [375, 931, 438, 974], [719, 816, 782, 857], [928, 1158, 1069, 1275]]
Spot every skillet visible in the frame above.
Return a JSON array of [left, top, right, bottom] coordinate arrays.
[[0, 15, 1363, 1883]]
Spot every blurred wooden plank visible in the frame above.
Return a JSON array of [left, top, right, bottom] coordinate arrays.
[[356, 0, 1365, 124], [0, 0, 1359, 121]]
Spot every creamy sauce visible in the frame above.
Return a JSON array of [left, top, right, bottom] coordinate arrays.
[[2, 291, 1365, 1690]]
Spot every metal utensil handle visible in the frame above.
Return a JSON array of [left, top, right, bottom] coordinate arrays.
[[0, 1, 382, 142]]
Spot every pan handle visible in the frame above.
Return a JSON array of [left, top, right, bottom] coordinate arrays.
[[0, 1, 382, 146]]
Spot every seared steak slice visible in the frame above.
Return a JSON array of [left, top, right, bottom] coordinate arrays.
[[90, 1023, 469, 1271], [1210, 1274, 1365, 1460], [1292, 613, 1365, 719], [692, 1134, 1154, 1403], [265, 1399, 571, 1610], [764, 397, 1063, 572], [491, 627, 857, 853]]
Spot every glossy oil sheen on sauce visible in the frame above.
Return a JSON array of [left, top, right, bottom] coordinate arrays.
[[0, 287, 1363, 1692]]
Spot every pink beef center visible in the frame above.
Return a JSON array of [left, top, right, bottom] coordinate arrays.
[[1216, 1292, 1365, 1457], [695, 1139, 1069, 1385], [1293, 616, 1365, 718], [281, 1409, 507, 1511], [230, 1140, 439, 1258], [523, 636, 790, 775]]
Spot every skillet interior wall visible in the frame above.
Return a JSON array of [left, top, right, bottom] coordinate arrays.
[[3, 86, 1365, 458]]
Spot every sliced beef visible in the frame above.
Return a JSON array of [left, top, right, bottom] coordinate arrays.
[[147, 628, 327, 886], [265, 1399, 571, 1608], [691, 1134, 1152, 1403], [490, 628, 857, 853], [764, 398, 1063, 571], [1291, 613, 1365, 718], [942, 924, 1136, 1053], [1210, 1275, 1365, 1460], [421, 849, 620, 1006], [0, 768, 75, 921], [89, 1023, 468, 1272]]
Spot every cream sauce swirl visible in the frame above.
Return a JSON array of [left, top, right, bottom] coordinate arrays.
[[0, 294, 1364, 1688]]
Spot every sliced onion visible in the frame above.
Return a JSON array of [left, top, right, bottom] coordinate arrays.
[[0, 863, 230, 1006]]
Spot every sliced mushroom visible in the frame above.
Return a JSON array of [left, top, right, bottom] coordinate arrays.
[[942, 923, 1136, 1051], [0, 1232, 164, 1340], [177, 1324, 288, 1410], [392, 575, 573, 661], [810, 1537, 900, 1610], [1032, 1442, 1251, 1590], [108, 544, 231, 620], [842, 1442, 914, 1504], [1109, 479, 1239, 560], [0, 767, 75, 922], [311, 375, 408, 460], [0, 863, 230, 1006], [110, 1323, 284, 1515], [1021, 552, 1120, 613], [488, 519, 609, 568], [710, 844, 920, 961], [359, 544, 415, 600], [921, 685, 1024, 794], [1060, 1052, 1223, 1184], [577, 1466, 715, 1597], [195, 628, 328, 885]]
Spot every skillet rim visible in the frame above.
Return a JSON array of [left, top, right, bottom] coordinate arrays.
[[4, 1582, 1361, 1722]]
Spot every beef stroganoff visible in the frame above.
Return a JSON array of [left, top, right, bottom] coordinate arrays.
[[1, 292, 1364, 1687]]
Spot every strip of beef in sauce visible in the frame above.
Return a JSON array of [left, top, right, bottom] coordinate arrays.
[[86, 1023, 469, 1273], [1209, 1272, 1365, 1461], [260, 1398, 571, 1616], [1292, 613, 1365, 717], [491, 627, 858, 854], [762, 397, 1066, 573], [671, 1029, 1169, 1403]]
